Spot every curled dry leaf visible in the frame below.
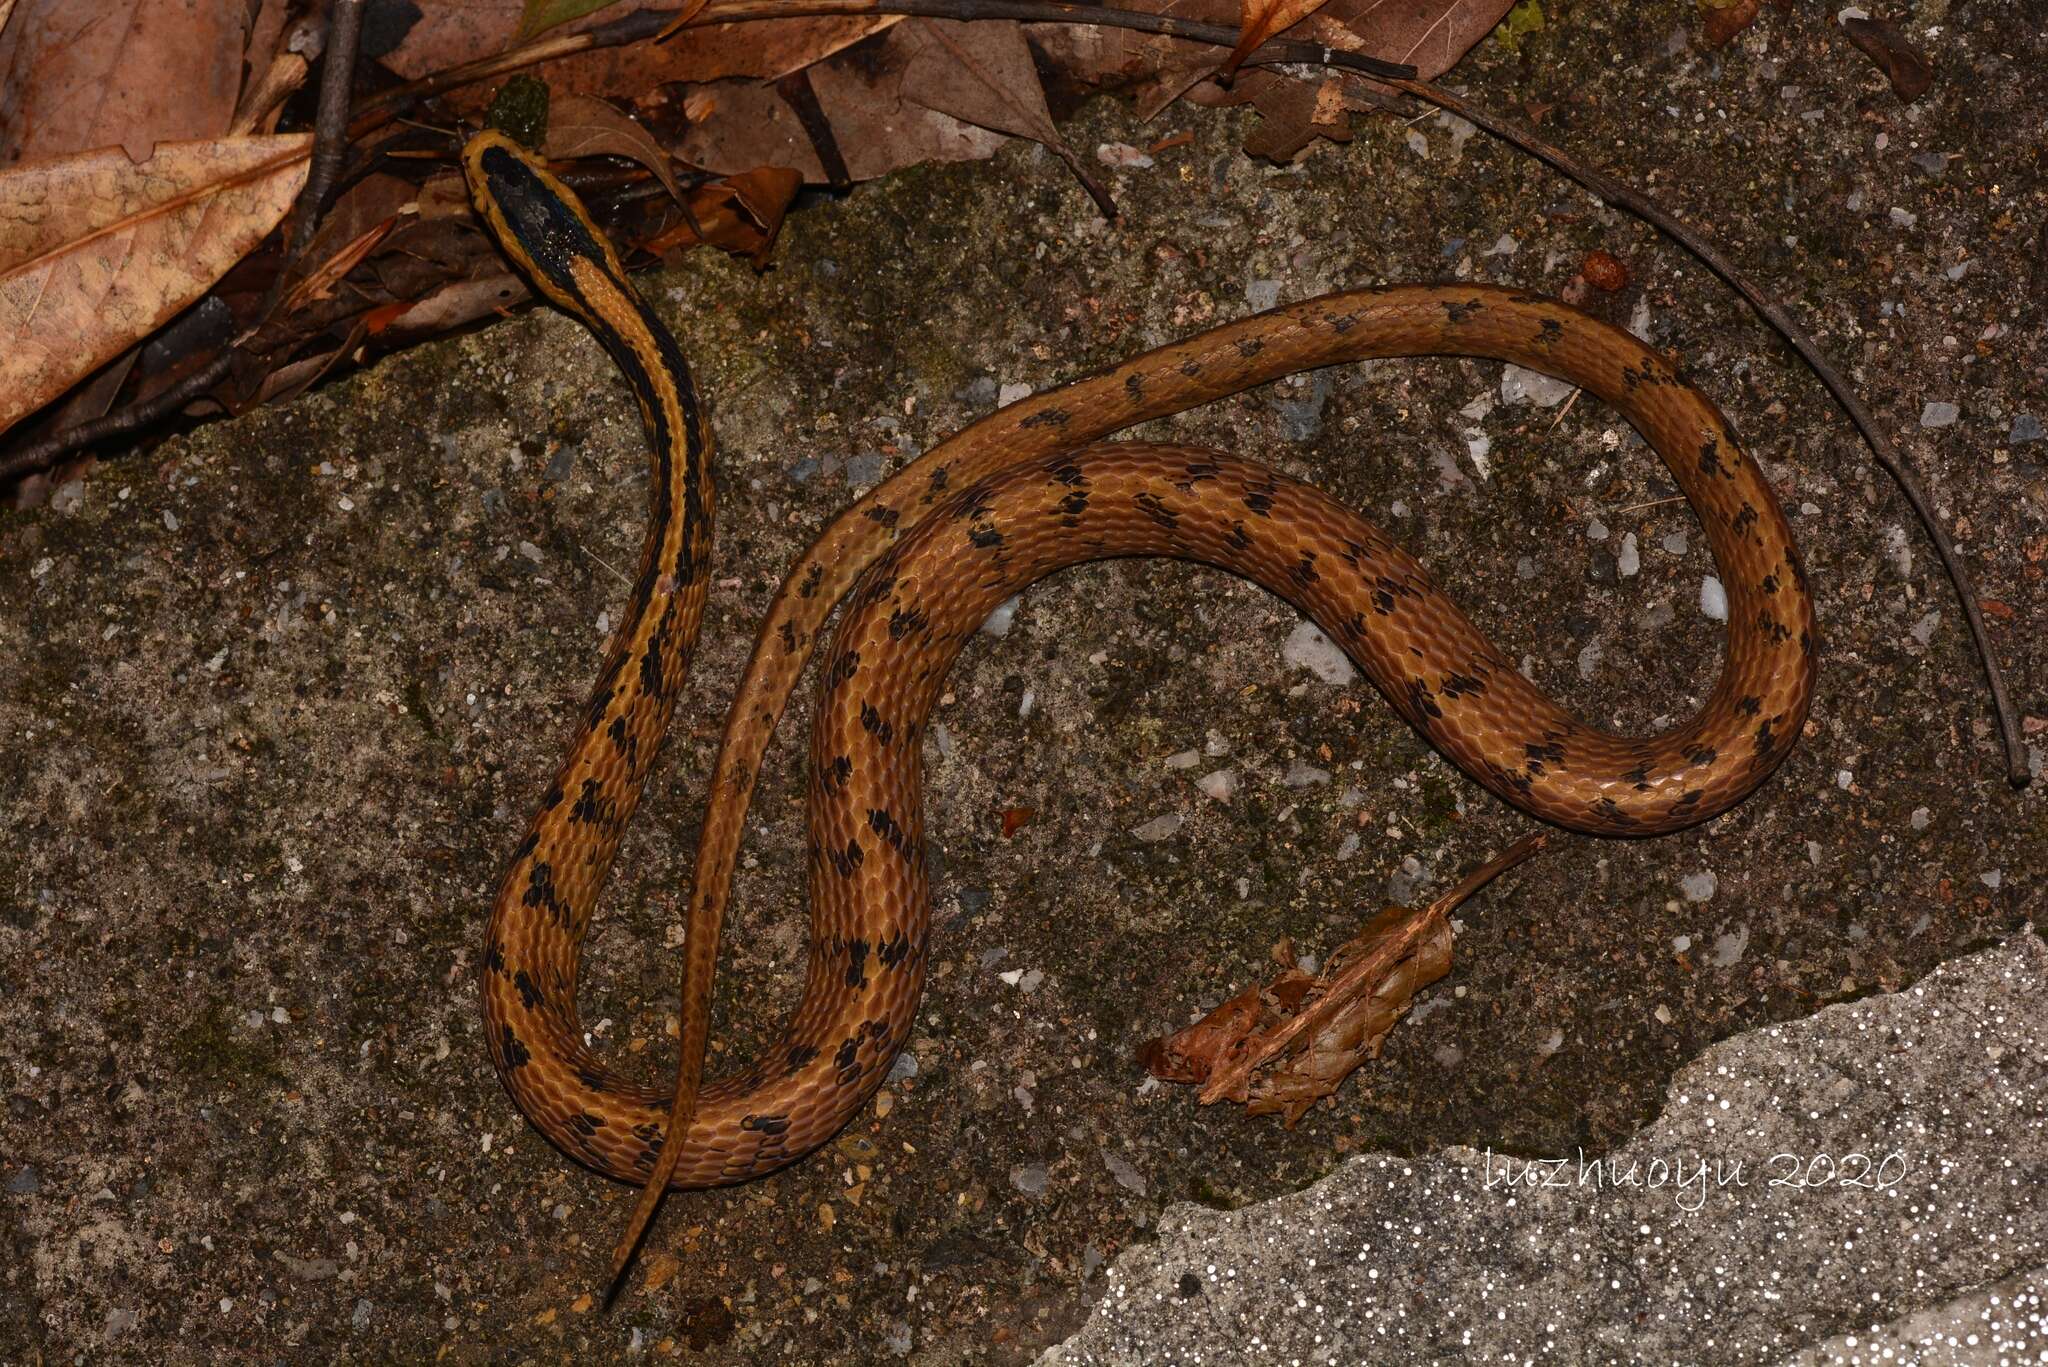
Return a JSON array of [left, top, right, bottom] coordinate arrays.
[[1841, 16, 1933, 103], [0, 134, 311, 438], [642, 166, 801, 266], [545, 92, 687, 206], [1140, 834, 1546, 1124]]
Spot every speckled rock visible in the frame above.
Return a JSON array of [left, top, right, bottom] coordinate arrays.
[[1040, 929, 2048, 1365]]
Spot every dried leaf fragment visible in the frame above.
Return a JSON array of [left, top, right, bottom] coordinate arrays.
[[0, 134, 311, 438], [1141, 834, 1546, 1123], [1841, 16, 1933, 103], [642, 167, 801, 266], [1697, 0, 1760, 49]]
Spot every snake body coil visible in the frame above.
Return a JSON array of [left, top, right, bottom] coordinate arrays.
[[460, 133, 1815, 1267]]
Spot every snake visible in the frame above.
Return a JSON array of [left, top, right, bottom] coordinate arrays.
[[458, 131, 1817, 1281]]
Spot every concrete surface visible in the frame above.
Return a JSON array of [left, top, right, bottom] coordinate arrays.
[[1, 1, 2042, 1361], [1038, 926, 2048, 1365]]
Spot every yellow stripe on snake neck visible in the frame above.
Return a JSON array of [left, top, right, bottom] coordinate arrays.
[[460, 131, 1816, 1291]]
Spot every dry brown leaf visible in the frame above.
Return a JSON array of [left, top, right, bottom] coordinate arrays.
[[1141, 835, 1545, 1123], [0, 134, 310, 437], [1220, 0, 1337, 80], [545, 92, 685, 205], [643, 166, 800, 265], [893, 19, 1111, 209], [1842, 16, 1934, 103], [375, 273, 531, 342], [0, 0, 252, 165], [1699, 0, 1761, 48]]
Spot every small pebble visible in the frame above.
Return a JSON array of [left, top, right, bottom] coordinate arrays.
[[1131, 813, 1183, 842], [1245, 279, 1281, 311], [1919, 401, 1959, 429], [980, 595, 1020, 637], [1283, 621, 1357, 686], [1699, 577, 1728, 621], [1500, 365, 1576, 408], [1196, 769, 1238, 803], [1164, 749, 1201, 770], [1909, 611, 1941, 647], [1910, 807, 1931, 830], [1662, 530, 1689, 556], [1103, 1152, 1148, 1195], [1617, 533, 1640, 577], [2009, 414, 2042, 444], [1282, 761, 1330, 788], [1888, 207, 1918, 228], [1709, 925, 1749, 968], [1681, 871, 1717, 903]]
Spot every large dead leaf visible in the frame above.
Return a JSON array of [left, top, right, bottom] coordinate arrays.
[[0, 134, 311, 437], [893, 19, 1111, 210], [680, 67, 1008, 183], [545, 93, 686, 205], [0, 0, 252, 165]]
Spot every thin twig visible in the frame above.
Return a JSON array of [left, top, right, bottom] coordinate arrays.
[[256, 0, 368, 328], [0, 355, 235, 485]]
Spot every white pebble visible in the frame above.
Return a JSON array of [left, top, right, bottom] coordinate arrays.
[[1196, 770, 1238, 803], [1131, 813, 1183, 842], [1500, 364, 1576, 408], [980, 594, 1021, 637], [1680, 871, 1717, 903], [1919, 401, 1959, 429], [1699, 576, 1728, 621], [1283, 621, 1357, 685], [1617, 533, 1640, 577]]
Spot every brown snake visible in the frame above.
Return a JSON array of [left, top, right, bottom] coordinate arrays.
[[461, 133, 1816, 1278]]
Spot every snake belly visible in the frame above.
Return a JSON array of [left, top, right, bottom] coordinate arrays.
[[462, 136, 1815, 1197]]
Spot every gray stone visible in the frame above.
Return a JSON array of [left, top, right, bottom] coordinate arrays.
[[1041, 931, 2048, 1365]]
